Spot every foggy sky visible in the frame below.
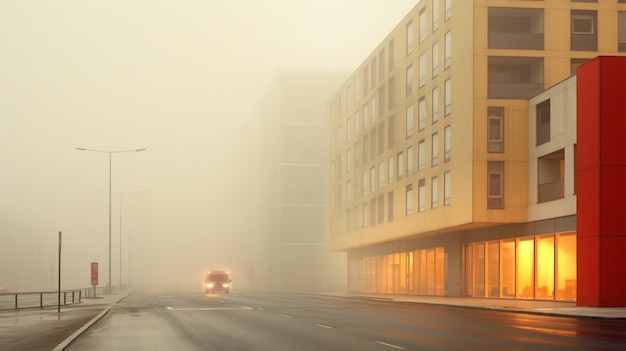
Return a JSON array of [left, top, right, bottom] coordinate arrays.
[[0, 0, 418, 291]]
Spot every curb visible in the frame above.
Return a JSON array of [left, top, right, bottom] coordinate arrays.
[[52, 290, 133, 351]]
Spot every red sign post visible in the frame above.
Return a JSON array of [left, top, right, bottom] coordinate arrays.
[[91, 262, 98, 297]]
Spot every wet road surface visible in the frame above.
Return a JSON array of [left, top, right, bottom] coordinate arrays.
[[63, 289, 626, 351]]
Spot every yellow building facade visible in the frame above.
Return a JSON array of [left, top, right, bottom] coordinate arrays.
[[326, 0, 626, 299]]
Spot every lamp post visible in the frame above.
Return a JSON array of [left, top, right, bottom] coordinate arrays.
[[75, 147, 146, 294], [116, 190, 142, 289]]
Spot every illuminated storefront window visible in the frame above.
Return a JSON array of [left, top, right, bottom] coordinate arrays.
[[536, 235, 555, 299], [463, 232, 576, 301], [556, 234, 576, 300], [501, 241, 515, 298], [517, 238, 535, 299]]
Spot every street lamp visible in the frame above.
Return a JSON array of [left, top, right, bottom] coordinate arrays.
[[75, 147, 146, 294]]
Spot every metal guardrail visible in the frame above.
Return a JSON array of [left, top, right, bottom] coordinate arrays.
[[0, 287, 100, 311]]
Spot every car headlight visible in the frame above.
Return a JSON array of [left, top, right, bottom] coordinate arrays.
[[223, 283, 229, 288], [206, 283, 214, 288]]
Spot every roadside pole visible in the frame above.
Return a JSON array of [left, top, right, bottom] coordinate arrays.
[[58, 231, 62, 313]]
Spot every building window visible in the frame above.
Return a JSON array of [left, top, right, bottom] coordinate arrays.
[[432, 132, 439, 166], [488, 7, 544, 50], [408, 146, 415, 174], [444, 125, 451, 162], [363, 135, 369, 162], [431, 176, 439, 208], [370, 131, 376, 163], [418, 139, 426, 171], [419, 9, 427, 42], [617, 11, 626, 52], [388, 115, 394, 150], [445, 0, 451, 21], [444, 171, 451, 205], [537, 149, 565, 203], [536, 99, 550, 146], [371, 96, 377, 122], [488, 106, 504, 153], [389, 39, 395, 73], [406, 184, 413, 215], [444, 79, 451, 116], [363, 66, 369, 96], [418, 179, 426, 212], [488, 56, 544, 99], [370, 198, 376, 226], [388, 191, 394, 222], [432, 0, 439, 32], [370, 167, 376, 191], [362, 202, 368, 227], [388, 77, 395, 108], [388, 156, 394, 183], [406, 64, 413, 96], [406, 105, 414, 138], [432, 87, 439, 124], [362, 171, 368, 194], [347, 148, 352, 172], [379, 49, 385, 82], [444, 31, 451, 68], [432, 41, 439, 78], [397, 151, 405, 179], [419, 54, 426, 88], [379, 161, 385, 188], [377, 194, 385, 224], [363, 104, 369, 129], [571, 11, 597, 51], [419, 96, 427, 131], [378, 124, 384, 156], [407, 20, 414, 55], [487, 161, 504, 209]]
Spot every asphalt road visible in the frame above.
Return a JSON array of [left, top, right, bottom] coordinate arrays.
[[62, 289, 626, 351]]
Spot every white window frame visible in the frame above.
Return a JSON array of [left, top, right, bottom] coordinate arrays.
[[444, 171, 451, 205], [444, 78, 451, 116], [418, 139, 426, 171], [432, 41, 439, 78], [407, 20, 414, 55], [432, 132, 439, 166], [432, 0, 440, 32], [419, 54, 426, 88], [444, 31, 451, 68], [406, 105, 414, 138], [419, 9, 427, 42], [406, 184, 413, 215], [431, 176, 439, 208], [444, 125, 451, 162], [432, 87, 439, 124], [418, 179, 426, 212], [419, 97, 427, 131], [407, 146, 414, 174]]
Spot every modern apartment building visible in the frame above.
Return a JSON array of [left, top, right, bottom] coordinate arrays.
[[326, 0, 626, 306], [262, 71, 347, 292]]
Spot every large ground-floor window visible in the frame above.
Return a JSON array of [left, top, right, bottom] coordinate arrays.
[[464, 232, 576, 300], [348, 245, 446, 296]]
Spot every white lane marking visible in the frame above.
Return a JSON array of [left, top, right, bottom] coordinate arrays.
[[167, 306, 253, 311], [257, 307, 265, 310], [280, 314, 293, 318], [316, 324, 335, 329], [374, 341, 405, 349]]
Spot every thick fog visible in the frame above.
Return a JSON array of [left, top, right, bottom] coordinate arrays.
[[0, 0, 417, 292]]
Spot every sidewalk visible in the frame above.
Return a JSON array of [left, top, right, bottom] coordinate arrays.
[[326, 292, 626, 319], [0, 289, 133, 351]]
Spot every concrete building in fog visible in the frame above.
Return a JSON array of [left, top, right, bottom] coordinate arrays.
[[262, 71, 347, 292], [326, 0, 626, 306]]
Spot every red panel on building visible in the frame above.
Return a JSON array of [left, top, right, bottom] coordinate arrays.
[[576, 56, 626, 307]]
